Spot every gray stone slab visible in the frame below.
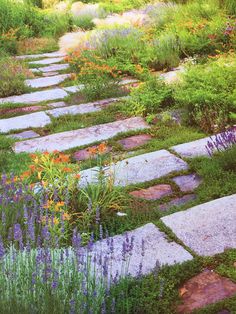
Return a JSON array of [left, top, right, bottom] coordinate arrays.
[[172, 174, 202, 192], [8, 130, 40, 140], [63, 85, 84, 93], [0, 112, 51, 133], [42, 71, 59, 77], [25, 74, 71, 88], [87, 223, 193, 279], [29, 57, 64, 66], [171, 130, 236, 158], [80, 149, 188, 187], [119, 79, 139, 85], [0, 88, 68, 104], [47, 101, 67, 108], [16, 51, 66, 60], [161, 194, 236, 256], [38, 63, 70, 73], [14, 117, 149, 153]]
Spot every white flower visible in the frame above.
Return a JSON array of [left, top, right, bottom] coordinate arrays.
[[116, 212, 127, 217]]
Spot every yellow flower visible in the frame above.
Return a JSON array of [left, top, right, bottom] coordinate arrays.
[[55, 201, 65, 212], [62, 212, 71, 221], [37, 171, 42, 180], [43, 200, 54, 209]]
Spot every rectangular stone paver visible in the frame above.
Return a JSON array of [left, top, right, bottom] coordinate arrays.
[[80, 149, 188, 187], [35, 64, 70, 73], [161, 194, 236, 256], [29, 57, 64, 66], [0, 88, 68, 104], [171, 130, 236, 158], [87, 223, 193, 279], [8, 130, 40, 140], [14, 117, 149, 153], [16, 51, 66, 59], [0, 112, 51, 133], [25, 74, 71, 89]]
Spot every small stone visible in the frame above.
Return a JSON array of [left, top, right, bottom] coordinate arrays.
[[29, 57, 64, 66], [172, 174, 202, 192], [38, 63, 69, 73], [178, 269, 236, 313], [42, 71, 59, 77], [158, 194, 196, 211], [47, 101, 67, 108], [118, 134, 152, 150], [8, 130, 40, 140], [25, 74, 71, 89], [129, 184, 172, 200], [73, 145, 112, 161]]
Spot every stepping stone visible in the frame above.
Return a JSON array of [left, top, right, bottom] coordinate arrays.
[[8, 130, 40, 140], [25, 74, 71, 89], [80, 149, 188, 187], [171, 130, 236, 158], [14, 117, 148, 153], [47, 101, 67, 108], [38, 63, 70, 73], [73, 145, 112, 161], [42, 71, 59, 77], [0, 88, 68, 104], [0, 105, 44, 115], [129, 184, 172, 200], [0, 112, 51, 133], [161, 194, 236, 256], [29, 57, 64, 66], [172, 174, 202, 192], [177, 269, 236, 313], [160, 66, 185, 84], [158, 194, 196, 212], [87, 223, 193, 279], [118, 134, 152, 150], [63, 85, 84, 93], [16, 51, 66, 59]]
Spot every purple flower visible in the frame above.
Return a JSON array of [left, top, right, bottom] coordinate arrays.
[[0, 236, 5, 259]]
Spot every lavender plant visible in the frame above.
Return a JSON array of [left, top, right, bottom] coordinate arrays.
[[205, 128, 236, 156]]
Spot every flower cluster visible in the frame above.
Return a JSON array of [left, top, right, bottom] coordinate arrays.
[[206, 128, 236, 156]]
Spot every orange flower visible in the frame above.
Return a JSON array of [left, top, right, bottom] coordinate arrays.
[[29, 165, 36, 172], [88, 147, 97, 155], [43, 152, 50, 156], [52, 158, 61, 164], [97, 142, 107, 154], [75, 174, 81, 180], [21, 171, 31, 178], [55, 201, 65, 212], [63, 167, 73, 173], [43, 200, 54, 209], [59, 154, 70, 163], [30, 154, 37, 160], [62, 212, 71, 221]]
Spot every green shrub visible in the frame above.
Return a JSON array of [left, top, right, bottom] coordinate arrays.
[[175, 55, 236, 132], [73, 15, 95, 30], [124, 77, 174, 116], [0, 57, 29, 97]]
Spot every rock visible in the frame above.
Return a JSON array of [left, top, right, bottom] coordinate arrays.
[[161, 194, 236, 256], [37, 63, 69, 73], [80, 149, 188, 187], [160, 66, 185, 84], [0, 105, 44, 115], [63, 85, 84, 93], [129, 184, 172, 200], [178, 269, 236, 313], [42, 71, 59, 77], [14, 117, 149, 153], [158, 194, 196, 211], [16, 51, 66, 59], [118, 134, 152, 150], [46, 102, 102, 118], [172, 174, 202, 192], [0, 112, 51, 133], [73, 145, 112, 161], [0, 88, 68, 104], [88, 223, 193, 279], [47, 101, 67, 108], [25, 74, 71, 89], [8, 130, 40, 140], [29, 57, 64, 66]]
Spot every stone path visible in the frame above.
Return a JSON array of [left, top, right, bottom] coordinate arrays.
[[29, 57, 65, 65], [25, 74, 71, 88], [14, 117, 149, 153], [80, 150, 188, 187], [161, 194, 236, 256], [16, 51, 66, 59], [31, 63, 69, 73]]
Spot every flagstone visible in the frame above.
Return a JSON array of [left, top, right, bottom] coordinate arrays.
[[0, 112, 51, 133], [29, 57, 64, 66], [42, 71, 59, 77], [0, 105, 44, 115], [158, 194, 196, 212], [14, 117, 149, 153], [63, 85, 84, 93], [80, 149, 188, 187], [172, 174, 202, 192], [161, 194, 236, 256], [8, 130, 40, 140], [31, 63, 70, 73], [16, 51, 66, 59], [25, 74, 71, 89], [129, 184, 173, 200], [118, 134, 152, 150], [47, 101, 67, 108], [0, 88, 68, 104], [87, 223, 193, 279], [177, 269, 236, 313]]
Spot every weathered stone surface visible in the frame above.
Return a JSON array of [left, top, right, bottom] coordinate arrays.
[[0, 88, 68, 104], [178, 269, 236, 313], [42, 71, 59, 77], [14, 117, 149, 153], [63, 85, 84, 93], [129, 184, 172, 200], [88, 223, 193, 279], [47, 101, 67, 108], [16, 51, 66, 59], [172, 174, 202, 192], [118, 134, 152, 150], [80, 149, 188, 187], [25, 74, 71, 89], [119, 78, 139, 86], [161, 194, 236, 256], [0, 112, 51, 133], [29, 57, 64, 66], [0, 105, 44, 115], [46, 102, 101, 117], [160, 66, 185, 84], [8, 130, 40, 140], [158, 194, 196, 211], [37, 63, 69, 73], [171, 130, 236, 158], [73, 145, 112, 161]]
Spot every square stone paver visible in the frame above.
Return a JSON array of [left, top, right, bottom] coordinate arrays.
[[118, 134, 152, 150], [172, 174, 202, 192], [161, 194, 236, 256], [8, 130, 40, 140], [158, 194, 196, 211], [129, 184, 172, 200]]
